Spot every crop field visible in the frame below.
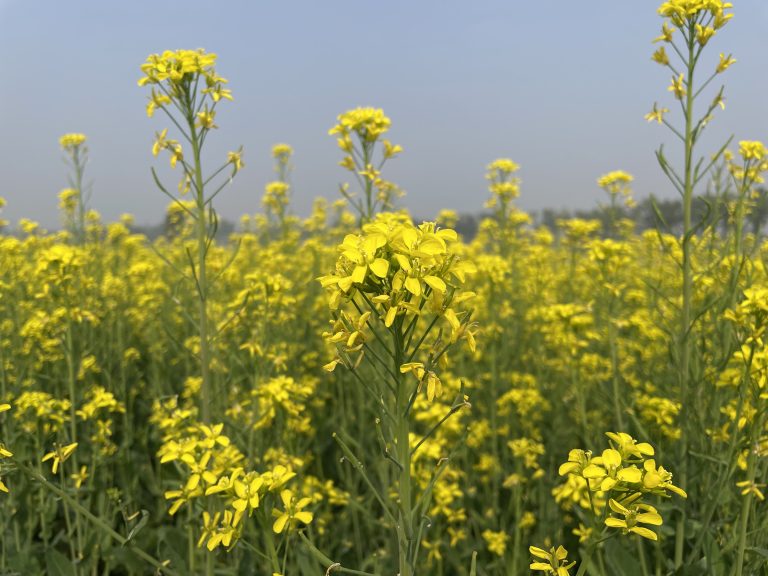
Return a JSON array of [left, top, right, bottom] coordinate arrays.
[[1, 1, 767, 575]]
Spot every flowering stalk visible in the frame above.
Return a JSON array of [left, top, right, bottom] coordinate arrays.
[[320, 215, 476, 573], [138, 49, 243, 422], [59, 133, 89, 244], [263, 144, 294, 239], [649, 2, 734, 565], [329, 108, 403, 224]]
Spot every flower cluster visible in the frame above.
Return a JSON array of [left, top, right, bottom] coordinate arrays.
[[329, 107, 393, 143], [319, 214, 477, 395], [485, 158, 521, 206], [657, 1, 733, 31], [329, 108, 403, 220], [597, 171, 633, 197], [138, 48, 231, 107], [59, 133, 87, 150], [731, 140, 768, 185], [558, 432, 686, 540]]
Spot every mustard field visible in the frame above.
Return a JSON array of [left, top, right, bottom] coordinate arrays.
[[1, 1, 767, 575]]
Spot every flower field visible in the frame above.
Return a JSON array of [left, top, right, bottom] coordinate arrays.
[[1, 1, 767, 575]]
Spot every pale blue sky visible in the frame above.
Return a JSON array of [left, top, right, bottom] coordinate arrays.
[[1, 0, 767, 228]]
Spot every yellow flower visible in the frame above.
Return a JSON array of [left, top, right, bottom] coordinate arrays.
[[42, 442, 78, 474], [272, 489, 313, 533], [169, 145, 184, 169], [597, 171, 633, 196], [70, 466, 89, 489], [716, 53, 736, 73], [329, 107, 392, 141], [529, 545, 576, 575], [482, 529, 508, 557], [146, 89, 171, 117], [739, 141, 767, 162], [668, 73, 686, 100], [271, 143, 293, 160], [227, 150, 244, 172], [582, 448, 641, 491], [736, 480, 766, 501], [138, 49, 221, 87], [605, 432, 654, 459], [196, 107, 217, 130], [651, 46, 669, 66], [645, 103, 669, 124], [152, 129, 171, 157], [657, 1, 733, 30], [198, 510, 238, 551], [695, 23, 715, 45], [382, 140, 403, 158], [642, 459, 687, 498], [604, 498, 662, 540], [232, 473, 264, 526], [653, 21, 675, 43], [573, 524, 592, 543], [59, 133, 86, 149]]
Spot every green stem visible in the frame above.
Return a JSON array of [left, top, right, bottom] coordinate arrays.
[[734, 429, 760, 576], [675, 24, 697, 569], [188, 113, 212, 423], [394, 320, 413, 576], [575, 544, 596, 576], [17, 463, 179, 576]]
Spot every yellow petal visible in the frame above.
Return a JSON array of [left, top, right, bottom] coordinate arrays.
[[273, 514, 289, 534], [369, 258, 389, 278], [424, 275, 446, 294], [617, 466, 642, 483], [404, 277, 421, 296], [630, 527, 658, 540]]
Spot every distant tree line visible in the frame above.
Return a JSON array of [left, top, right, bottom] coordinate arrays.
[[122, 187, 768, 243]]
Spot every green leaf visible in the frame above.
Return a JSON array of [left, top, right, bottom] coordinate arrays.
[[45, 549, 76, 576], [124, 509, 149, 545], [746, 547, 768, 559]]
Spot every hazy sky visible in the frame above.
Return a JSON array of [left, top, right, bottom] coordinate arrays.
[[1, 1, 767, 228]]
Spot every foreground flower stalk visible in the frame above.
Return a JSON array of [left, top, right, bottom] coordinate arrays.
[[320, 213, 476, 574], [649, 1, 733, 567], [139, 49, 243, 423]]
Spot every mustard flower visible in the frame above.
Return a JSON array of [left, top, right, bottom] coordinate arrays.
[[668, 73, 686, 100], [597, 171, 634, 196], [59, 133, 86, 150], [736, 480, 766, 501], [71, 466, 89, 489], [272, 143, 293, 162], [651, 46, 670, 66], [138, 49, 222, 89], [604, 498, 663, 540], [645, 103, 669, 124], [482, 529, 508, 557], [739, 141, 767, 162], [232, 472, 264, 526], [657, 1, 733, 30], [42, 442, 78, 474], [227, 150, 244, 172], [198, 510, 238, 551], [716, 53, 736, 73], [272, 489, 313, 533], [328, 107, 392, 142], [529, 545, 576, 575]]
